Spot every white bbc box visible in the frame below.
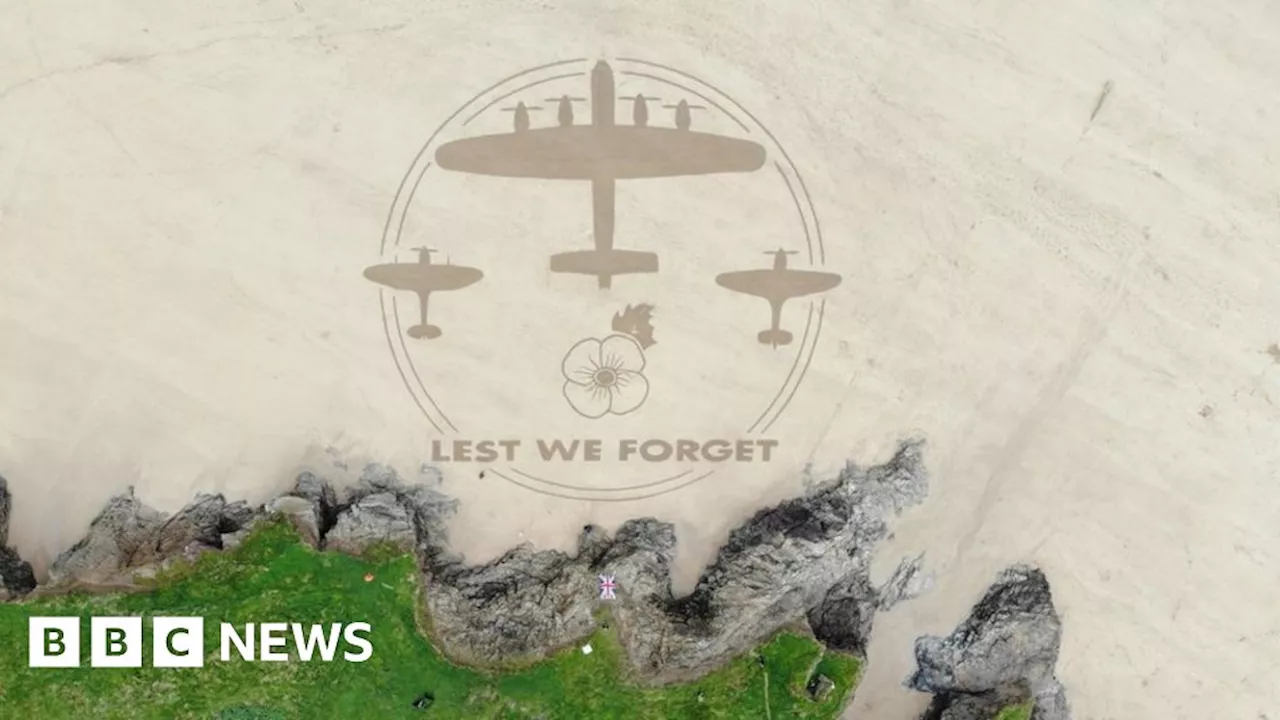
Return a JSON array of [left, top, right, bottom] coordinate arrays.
[[153, 617, 205, 668], [90, 616, 143, 668], [29, 617, 81, 668]]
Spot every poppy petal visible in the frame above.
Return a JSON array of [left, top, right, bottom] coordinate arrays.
[[608, 371, 649, 415], [600, 334, 645, 373], [563, 380, 612, 419], [561, 337, 603, 386]]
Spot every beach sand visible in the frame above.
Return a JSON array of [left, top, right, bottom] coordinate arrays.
[[2, 2, 1278, 718]]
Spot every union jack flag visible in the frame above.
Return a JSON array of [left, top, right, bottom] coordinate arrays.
[[598, 574, 617, 600]]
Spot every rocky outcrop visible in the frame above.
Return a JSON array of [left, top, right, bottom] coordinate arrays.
[[806, 552, 931, 657], [0, 547, 37, 600], [47, 489, 261, 586], [910, 565, 1072, 720], [327, 492, 417, 553], [0, 475, 10, 542], [423, 518, 677, 666], [808, 571, 880, 655], [336, 465, 456, 553], [268, 470, 338, 547], [11, 440, 933, 689], [630, 439, 928, 682], [228, 441, 929, 674], [425, 533, 600, 663], [0, 475, 40, 600], [416, 439, 930, 679], [921, 683, 1032, 720]]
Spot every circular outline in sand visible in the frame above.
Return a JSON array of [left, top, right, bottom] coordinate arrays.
[[375, 57, 831, 501]]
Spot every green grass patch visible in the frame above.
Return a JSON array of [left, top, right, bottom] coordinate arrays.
[[994, 702, 1034, 720], [0, 519, 860, 719]]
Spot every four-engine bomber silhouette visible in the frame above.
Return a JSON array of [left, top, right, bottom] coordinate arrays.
[[369, 59, 841, 346], [433, 60, 767, 289]]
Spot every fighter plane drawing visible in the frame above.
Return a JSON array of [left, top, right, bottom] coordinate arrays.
[[433, 60, 768, 288], [715, 249, 842, 348], [363, 247, 482, 339]]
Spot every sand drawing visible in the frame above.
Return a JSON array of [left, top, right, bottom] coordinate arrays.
[[362, 247, 482, 339], [716, 249, 842, 347], [611, 304, 656, 349], [366, 59, 841, 352], [368, 57, 844, 453], [561, 332, 651, 419], [432, 60, 768, 289], [561, 304, 658, 419]]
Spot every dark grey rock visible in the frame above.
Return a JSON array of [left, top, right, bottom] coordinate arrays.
[[0, 546, 36, 600], [323, 465, 458, 555], [273, 471, 339, 547], [220, 500, 257, 532], [921, 683, 1031, 720], [425, 535, 599, 664], [395, 483, 460, 549], [910, 565, 1071, 720], [421, 518, 679, 666], [48, 488, 166, 584], [0, 474, 11, 547], [588, 519, 676, 599], [878, 552, 931, 611], [1031, 681, 1071, 720], [419, 440, 929, 681], [48, 489, 263, 586], [289, 471, 339, 539], [326, 492, 416, 554], [0, 475, 36, 600], [807, 571, 878, 655], [803, 552, 929, 659], [153, 493, 230, 557], [634, 440, 928, 681]]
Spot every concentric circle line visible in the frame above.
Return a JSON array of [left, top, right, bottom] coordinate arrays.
[[509, 466, 693, 492], [379, 58, 590, 430], [379, 57, 588, 256], [374, 57, 835, 471], [393, 161, 430, 253], [762, 299, 827, 434], [617, 57, 828, 431], [379, 290, 443, 433], [748, 302, 814, 434], [490, 469, 716, 502], [391, 296, 457, 432], [774, 160, 814, 265]]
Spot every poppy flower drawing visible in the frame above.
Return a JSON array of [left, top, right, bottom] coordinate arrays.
[[561, 334, 649, 419]]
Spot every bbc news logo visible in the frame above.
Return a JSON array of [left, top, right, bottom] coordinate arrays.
[[28, 617, 373, 668]]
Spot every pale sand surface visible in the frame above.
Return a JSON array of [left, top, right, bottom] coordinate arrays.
[[2, 2, 1279, 718]]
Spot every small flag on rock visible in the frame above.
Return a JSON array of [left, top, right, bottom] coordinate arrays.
[[598, 574, 617, 600]]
